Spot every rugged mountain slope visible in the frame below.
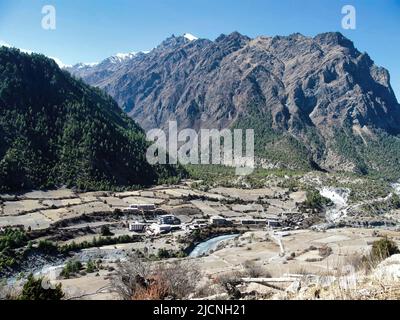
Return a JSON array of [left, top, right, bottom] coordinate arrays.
[[67, 32, 400, 178], [0, 47, 181, 192]]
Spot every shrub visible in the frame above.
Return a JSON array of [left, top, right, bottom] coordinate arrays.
[[242, 260, 271, 278], [318, 245, 333, 258], [155, 248, 186, 260], [86, 259, 97, 273], [18, 274, 64, 300], [37, 240, 58, 255], [301, 190, 332, 212], [0, 228, 27, 251], [100, 226, 113, 237], [60, 260, 83, 279], [157, 248, 171, 259], [0, 228, 28, 272], [391, 193, 400, 209], [370, 237, 399, 263]]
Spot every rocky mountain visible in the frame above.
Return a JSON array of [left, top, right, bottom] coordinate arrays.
[[0, 47, 182, 192], [66, 32, 400, 178]]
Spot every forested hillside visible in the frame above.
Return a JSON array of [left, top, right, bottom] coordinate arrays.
[[0, 47, 182, 192]]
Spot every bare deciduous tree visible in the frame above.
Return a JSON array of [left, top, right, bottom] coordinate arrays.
[[215, 272, 243, 300], [110, 254, 201, 300], [153, 261, 201, 299], [242, 260, 271, 278], [111, 254, 152, 300]]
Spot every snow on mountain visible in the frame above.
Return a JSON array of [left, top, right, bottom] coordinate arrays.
[[184, 33, 198, 41], [65, 48, 154, 73], [50, 56, 72, 69], [109, 52, 137, 63], [83, 62, 99, 67], [69, 54, 136, 70], [73, 62, 99, 69]]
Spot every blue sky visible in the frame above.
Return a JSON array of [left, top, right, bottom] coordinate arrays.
[[0, 0, 399, 99]]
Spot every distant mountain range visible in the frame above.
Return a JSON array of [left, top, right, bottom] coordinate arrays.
[[0, 47, 182, 192], [66, 32, 400, 179]]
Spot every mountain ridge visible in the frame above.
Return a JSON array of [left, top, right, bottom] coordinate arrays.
[[66, 31, 400, 178]]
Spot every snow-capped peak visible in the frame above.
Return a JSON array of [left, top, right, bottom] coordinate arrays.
[[184, 33, 198, 41], [74, 62, 99, 69], [84, 62, 99, 67], [115, 52, 136, 59], [110, 52, 137, 63]]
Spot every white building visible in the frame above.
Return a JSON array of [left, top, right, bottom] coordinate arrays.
[[129, 221, 146, 232], [123, 203, 156, 212], [209, 215, 228, 226], [148, 223, 172, 235], [183, 223, 208, 231]]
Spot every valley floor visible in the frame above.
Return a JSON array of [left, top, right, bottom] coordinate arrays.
[[1, 171, 400, 300], [40, 227, 400, 300]]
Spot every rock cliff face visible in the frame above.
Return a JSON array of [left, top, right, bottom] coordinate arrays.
[[67, 32, 400, 176]]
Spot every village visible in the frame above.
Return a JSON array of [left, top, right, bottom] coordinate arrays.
[[125, 203, 281, 236], [1, 178, 400, 300], [0, 181, 302, 248]]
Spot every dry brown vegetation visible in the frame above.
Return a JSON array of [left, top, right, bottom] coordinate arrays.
[[213, 260, 272, 299], [242, 260, 272, 278], [111, 254, 201, 300]]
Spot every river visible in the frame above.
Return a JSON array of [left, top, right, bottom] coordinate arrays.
[[5, 235, 239, 283], [189, 234, 239, 258]]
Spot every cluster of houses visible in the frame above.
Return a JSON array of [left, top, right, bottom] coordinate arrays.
[[129, 214, 182, 235], [125, 203, 282, 236]]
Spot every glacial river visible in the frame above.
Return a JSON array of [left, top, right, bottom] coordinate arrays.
[[189, 234, 239, 258], [5, 235, 240, 283]]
